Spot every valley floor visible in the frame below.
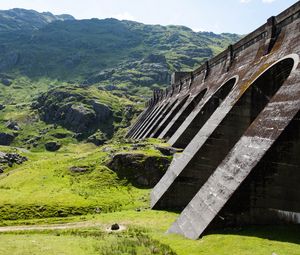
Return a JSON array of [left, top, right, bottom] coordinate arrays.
[[0, 210, 299, 255]]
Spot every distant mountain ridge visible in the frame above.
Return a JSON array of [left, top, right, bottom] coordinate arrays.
[[0, 8, 74, 32], [0, 8, 241, 94]]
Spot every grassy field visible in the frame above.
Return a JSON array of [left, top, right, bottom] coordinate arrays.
[[0, 76, 299, 254], [0, 143, 155, 220], [0, 210, 299, 255]]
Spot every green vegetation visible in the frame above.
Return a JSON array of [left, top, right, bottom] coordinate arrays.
[[0, 8, 298, 255], [0, 210, 299, 255], [0, 9, 241, 96], [0, 139, 171, 220]]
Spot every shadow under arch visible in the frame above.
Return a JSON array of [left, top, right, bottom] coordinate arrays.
[[152, 55, 297, 211], [151, 95, 190, 138], [159, 88, 207, 140], [127, 105, 155, 138], [171, 77, 237, 148], [142, 98, 179, 139], [135, 100, 171, 139], [209, 109, 300, 232], [132, 100, 167, 139]]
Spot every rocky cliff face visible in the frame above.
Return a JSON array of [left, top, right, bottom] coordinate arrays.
[[32, 88, 114, 138]]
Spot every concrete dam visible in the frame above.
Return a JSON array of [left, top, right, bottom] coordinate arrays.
[[127, 2, 300, 239]]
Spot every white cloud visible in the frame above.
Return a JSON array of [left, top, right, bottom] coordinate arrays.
[[112, 11, 135, 21], [240, 0, 276, 4], [262, 0, 276, 3], [240, 0, 252, 3]]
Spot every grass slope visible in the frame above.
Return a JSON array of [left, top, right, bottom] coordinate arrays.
[[0, 139, 170, 220]]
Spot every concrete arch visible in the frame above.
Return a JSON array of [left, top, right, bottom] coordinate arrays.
[[158, 89, 207, 140], [136, 100, 172, 139], [127, 105, 155, 138], [141, 98, 179, 139], [131, 101, 166, 139], [130, 105, 158, 138], [151, 95, 190, 138], [170, 76, 238, 148], [211, 109, 300, 229], [151, 55, 297, 211], [165, 54, 300, 239]]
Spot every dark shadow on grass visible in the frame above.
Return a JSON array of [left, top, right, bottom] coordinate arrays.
[[206, 224, 300, 245]]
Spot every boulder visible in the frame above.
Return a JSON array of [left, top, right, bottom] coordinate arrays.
[[69, 166, 89, 173], [52, 133, 68, 139], [1, 78, 12, 86], [86, 130, 107, 146], [105, 84, 117, 91], [0, 152, 27, 169], [110, 223, 120, 230], [5, 120, 20, 131], [107, 153, 171, 188], [155, 146, 183, 156], [0, 133, 14, 145], [45, 141, 61, 151]]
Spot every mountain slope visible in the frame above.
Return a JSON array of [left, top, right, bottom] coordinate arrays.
[[0, 8, 74, 32], [0, 9, 240, 89]]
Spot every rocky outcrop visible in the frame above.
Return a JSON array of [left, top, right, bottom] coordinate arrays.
[[69, 166, 89, 173], [32, 88, 114, 138], [0, 133, 14, 145], [1, 78, 12, 86], [86, 130, 107, 146], [0, 151, 27, 170], [107, 152, 171, 188], [45, 141, 61, 151], [5, 121, 20, 131], [155, 146, 183, 156]]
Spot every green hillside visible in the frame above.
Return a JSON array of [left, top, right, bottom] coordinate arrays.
[[0, 9, 240, 94], [1, 8, 296, 255]]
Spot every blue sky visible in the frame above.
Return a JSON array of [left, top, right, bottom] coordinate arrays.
[[0, 0, 298, 34]]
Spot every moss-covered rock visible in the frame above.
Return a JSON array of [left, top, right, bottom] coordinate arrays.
[[107, 152, 171, 188]]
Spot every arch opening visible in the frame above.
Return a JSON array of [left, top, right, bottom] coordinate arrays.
[[152, 95, 190, 138], [132, 102, 165, 138], [136, 101, 170, 139], [155, 57, 295, 210], [144, 99, 179, 138], [213, 110, 300, 229], [162, 89, 207, 139], [172, 77, 237, 148]]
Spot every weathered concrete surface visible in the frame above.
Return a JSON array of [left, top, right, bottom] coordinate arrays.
[[128, 2, 300, 239]]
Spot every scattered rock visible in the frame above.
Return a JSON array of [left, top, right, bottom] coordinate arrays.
[[52, 133, 68, 139], [0, 133, 14, 145], [155, 146, 183, 156], [1, 78, 12, 86], [111, 223, 120, 230], [45, 141, 61, 151], [0, 104, 5, 110], [73, 133, 85, 141], [142, 53, 167, 64], [69, 166, 89, 173], [0, 152, 27, 169], [5, 120, 20, 131], [86, 130, 107, 146], [105, 84, 117, 91], [107, 153, 171, 188]]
